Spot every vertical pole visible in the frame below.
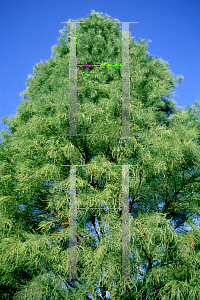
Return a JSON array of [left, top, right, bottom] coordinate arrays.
[[69, 22, 77, 136], [122, 23, 130, 137], [69, 165, 77, 280], [122, 164, 130, 279]]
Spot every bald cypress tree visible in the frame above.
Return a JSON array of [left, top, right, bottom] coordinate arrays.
[[0, 10, 200, 300]]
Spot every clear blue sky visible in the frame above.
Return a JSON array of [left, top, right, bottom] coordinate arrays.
[[1, 1, 200, 299]]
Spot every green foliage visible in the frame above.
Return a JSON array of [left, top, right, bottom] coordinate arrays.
[[0, 10, 200, 300]]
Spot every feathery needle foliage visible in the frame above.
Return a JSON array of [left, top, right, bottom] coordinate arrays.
[[0, 10, 200, 300]]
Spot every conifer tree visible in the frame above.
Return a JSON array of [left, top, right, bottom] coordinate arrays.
[[0, 10, 199, 300]]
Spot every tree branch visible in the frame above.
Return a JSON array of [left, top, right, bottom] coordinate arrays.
[[73, 138, 86, 162], [83, 138, 90, 164], [90, 213, 101, 242], [163, 172, 200, 215], [141, 245, 152, 270], [130, 169, 146, 212], [105, 138, 111, 159]]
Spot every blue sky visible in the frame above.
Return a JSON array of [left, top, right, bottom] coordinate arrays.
[[1, 1, 200, 299]]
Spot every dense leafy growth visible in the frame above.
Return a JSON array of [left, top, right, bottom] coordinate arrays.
[[0, 10, 200, 300]]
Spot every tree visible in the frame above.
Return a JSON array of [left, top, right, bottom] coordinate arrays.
[[0, 10, 200, 300]]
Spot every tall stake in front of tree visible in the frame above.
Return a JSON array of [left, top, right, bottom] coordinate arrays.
[[0, 10, 200, 300]]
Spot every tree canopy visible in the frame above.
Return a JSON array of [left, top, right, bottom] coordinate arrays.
[[0, 10, 200, 300]]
